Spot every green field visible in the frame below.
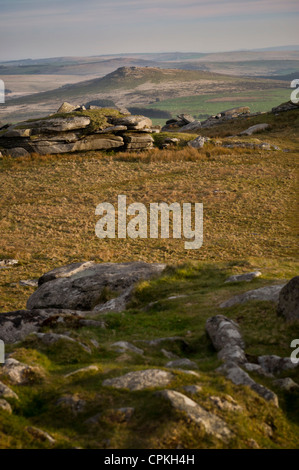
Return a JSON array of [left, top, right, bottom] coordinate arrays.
[[149, 88, 291, 121]]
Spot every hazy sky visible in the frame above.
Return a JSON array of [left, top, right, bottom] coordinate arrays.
[[0, 0, 299, 61]]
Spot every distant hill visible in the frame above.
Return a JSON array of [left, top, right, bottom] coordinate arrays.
[[0, 66, 292, 123], [5, 66, 283, 107]]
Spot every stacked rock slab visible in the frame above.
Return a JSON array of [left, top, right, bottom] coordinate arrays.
[[0, 109, 157, 156]]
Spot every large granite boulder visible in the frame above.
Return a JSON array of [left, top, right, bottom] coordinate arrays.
[[277, 276, 299, 322], [26, 261, 166, 311]]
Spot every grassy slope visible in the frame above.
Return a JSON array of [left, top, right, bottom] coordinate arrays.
[[0, 109, 298, 449]]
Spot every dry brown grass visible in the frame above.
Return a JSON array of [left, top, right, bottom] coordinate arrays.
[[0, 139, 298, 312]]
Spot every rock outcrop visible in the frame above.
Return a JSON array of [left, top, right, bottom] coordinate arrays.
[[277, 276, 299, 322], [0, 107, 159, 156]]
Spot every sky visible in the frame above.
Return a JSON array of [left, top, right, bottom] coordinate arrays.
[[0, 0, 299, 61]]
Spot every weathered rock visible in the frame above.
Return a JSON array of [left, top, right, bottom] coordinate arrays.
[[177, 114, 195, 124], [56, 394, 86, 414], [56, 102, 77, 114], [183, 385, 202, 394], [38, 261, 95, 285], [272, 101, 299, 113], [209, 395, 243, 412], [221, 140, 271, 150], [273, 378, 299, 391], [161, 349, 179, 359], [217, 361, 278, 406], [93, 287, 133, 313], [111, 341, 144, 355], [239, 124, 270, 136], [220, 284, 286, 308], [136, 336, 190, 351], [205, 315, 246, 364], [247, 439, 260, 449], [0, 259, 18, 268], [96, 125, 127, 133], [27, 134, 124, 155], [27, 262, 166, 311], [0, 381, 19, 400], [163, 137, 179, 145], [1, 127, 32, 138], [114, 407, 135, 421], [102, 369, 174, 391], [158, 390, 232, 441], [25, 116, 91, 132], [64, 365, 99, 378], [1, 147, 31, 158], [0, 399, 12, 414], [19, 279, 39, 287], [26, 426, 55, 445], [224, 271, 262, 283], [277, 276, 299, 322], [257, 355, 298, 375], [179, 120, 202, 132], [187, 136, 209, 149], [166, 358, 198, 369], [0, 308, 83, 343], [33, 332, 91, 353], [123, 133, 154, 149], [243, 362, 273, 378], [1, 358, 44, 385], [113, 115, 152, 130], [220, 107, 250, 117]]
